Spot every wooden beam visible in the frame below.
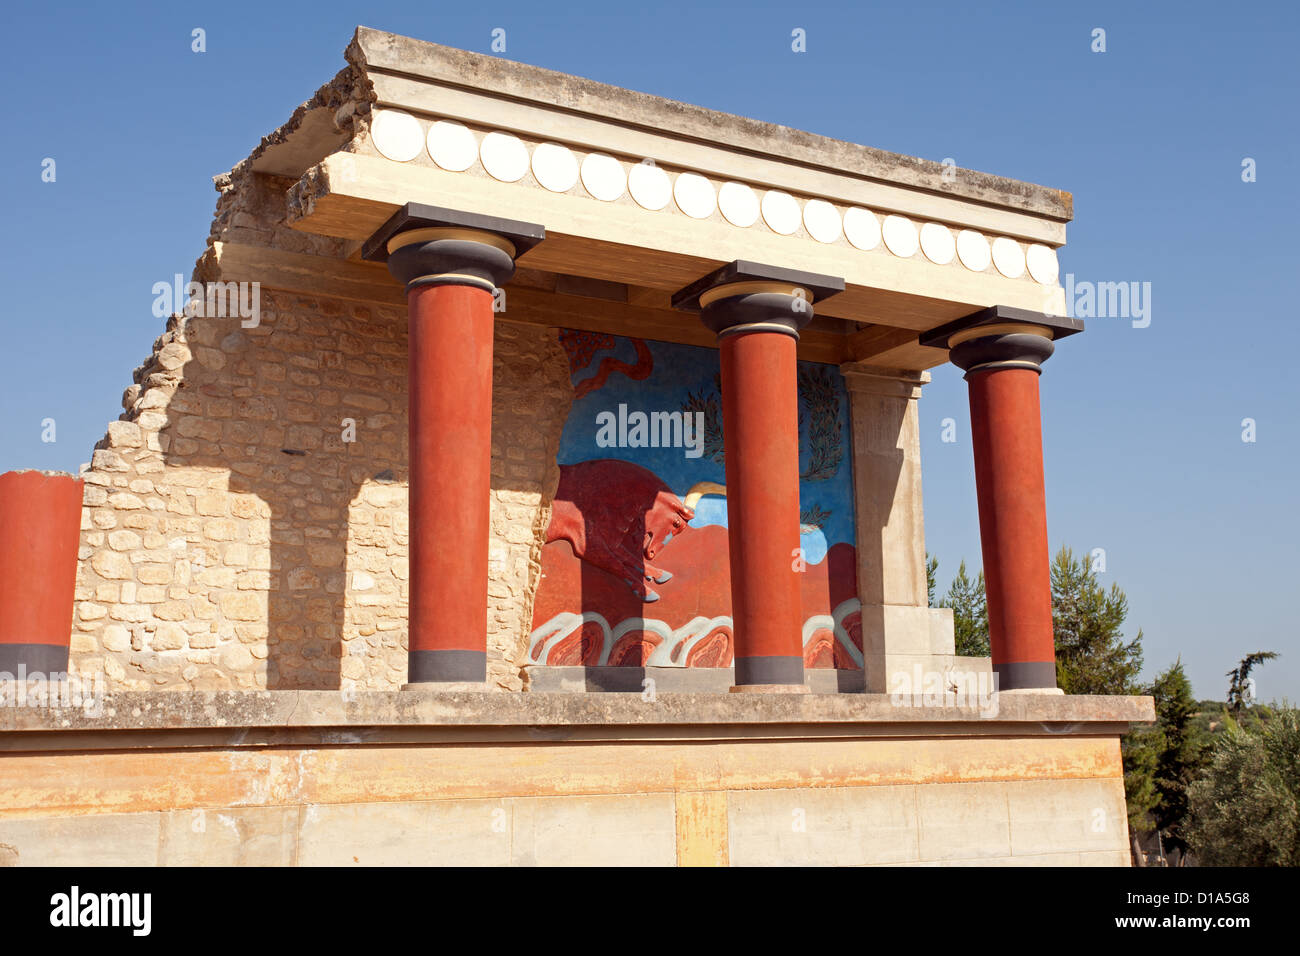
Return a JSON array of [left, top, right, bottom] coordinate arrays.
[[843, 324, 950, 371], [285, 153, 1070, 328], [207, 241, 852, 364], [210, 241, 404, 307], [502, 287, 849, 365]]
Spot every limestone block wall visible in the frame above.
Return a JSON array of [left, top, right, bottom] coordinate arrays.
[[69, 291, 572, 692], [0, 692, 1145, 867]]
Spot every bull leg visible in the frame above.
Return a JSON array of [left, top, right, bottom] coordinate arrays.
[[643, 564, 672, 584], [613, 552, 662, 602], [583, 537, 660, 602]]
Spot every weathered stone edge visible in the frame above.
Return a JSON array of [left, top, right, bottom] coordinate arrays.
[[0, 690, 1155, 733], [351, 26, 1073, 222]]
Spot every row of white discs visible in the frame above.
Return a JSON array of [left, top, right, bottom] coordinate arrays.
[[371, 110, 1059, 285]]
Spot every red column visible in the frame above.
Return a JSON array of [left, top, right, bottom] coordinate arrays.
[[719, 330, 806, 688], [967, 367, 1056, 690], [924, 308, 1081, 692], [365, 207, 544, 686], [0, 471, 84, 676], [674, 265, 844, 691], [405, 284, 496, 683]]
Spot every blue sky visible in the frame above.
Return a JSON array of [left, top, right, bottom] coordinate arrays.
[[2, 1, 1295, 700]]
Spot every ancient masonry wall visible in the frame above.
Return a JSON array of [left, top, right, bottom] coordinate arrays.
[[64, 56, 575, 692], [70, 294, 572, 693]]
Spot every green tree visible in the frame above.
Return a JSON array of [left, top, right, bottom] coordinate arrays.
[[1149, 660, 1208, 862], [1122, 722, 1164, 864], [1226, 651, 1279, 716], [1186, 706, 1300, 866], [1051, 546, 1143, 696], [925, 553, 938, 608], [940, 560, 989, 657]]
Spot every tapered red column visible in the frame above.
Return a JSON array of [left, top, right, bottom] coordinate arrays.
[[967, 360, 1055, 690], [923, 306, 1083, 692], [719, 329, 804, 686], [674, 262, 844, 691], [405, 283, 495, 682], [0, 470, 83, 675], [364, 204, 544, 686]]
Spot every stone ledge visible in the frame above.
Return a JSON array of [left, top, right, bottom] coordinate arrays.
[[522, 665, 865, 695], [0, 689, 1154, 738]]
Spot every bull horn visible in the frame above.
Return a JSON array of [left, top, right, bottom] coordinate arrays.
[[684, 481, 726, 510]]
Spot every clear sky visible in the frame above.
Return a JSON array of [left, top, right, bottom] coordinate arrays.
[[1, 0, 1295, 701]]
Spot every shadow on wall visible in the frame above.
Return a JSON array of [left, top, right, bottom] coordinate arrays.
[[150, 290, 568, 691], [163, 293, 410, 689]]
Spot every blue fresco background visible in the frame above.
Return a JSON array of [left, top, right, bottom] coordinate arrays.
[[556, 335, 855, 565]]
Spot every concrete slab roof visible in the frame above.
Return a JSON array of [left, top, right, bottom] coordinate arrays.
[[204, 27, 1077, 371], [348, 26, 1072, 223]]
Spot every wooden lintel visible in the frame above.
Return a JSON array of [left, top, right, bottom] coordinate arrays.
[[209, 241, 855, 364]]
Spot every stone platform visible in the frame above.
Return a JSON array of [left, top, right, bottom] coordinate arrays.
[[0, 691, 1152, 866]]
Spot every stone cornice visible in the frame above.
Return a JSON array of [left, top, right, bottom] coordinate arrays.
[[350, 26, 1072, 224], [0, 690, 1154, 744]]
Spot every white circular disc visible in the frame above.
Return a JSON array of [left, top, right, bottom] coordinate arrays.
[[956, 230, 991, 272], [425, 120, 477, 171], [531, 142, 579, 192], [920, 223, 955, 265], [992, 237, 1026, 279], [882, 215, 919, 257], [761, 190, 801, 235], [371, 110, 423, 163], [480, 131, 529, 182], [718, 182, 759, 227], [843, 207, 881, 251], [674, 172, 716, 219], [581, 152, 626, 201], [803, 199, 842, 244], [628, 162, 671, 210], [1026, 244, 1060, 285]]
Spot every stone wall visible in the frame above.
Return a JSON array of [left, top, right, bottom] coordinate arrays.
[[0, 691, 1146, 867], [70, 293, 572, 692]]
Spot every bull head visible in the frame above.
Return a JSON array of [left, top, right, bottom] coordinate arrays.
[[683, 481, 726, 511], [641, 482, 724, 561]]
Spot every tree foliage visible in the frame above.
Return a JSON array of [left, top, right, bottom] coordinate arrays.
[[1186, 706, 1300, 866], [1149, 660, 1209, 857], [940, 560, 989, 657], [1051, 547, 1143, 696], [1123, 722, 1164, 839], [1226, 651, 1279, 716]]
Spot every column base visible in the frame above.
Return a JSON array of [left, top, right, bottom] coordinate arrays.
[[996, 687, 1064, 696], [408, 648, 487, 684], [729, 684, 811, 695], [400, 681, 492, 692], [0, 643, 71, 675], [733, 655, 805, 686], [995, 660, 1058, 691]]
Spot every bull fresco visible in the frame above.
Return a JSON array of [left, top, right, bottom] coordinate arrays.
[[527, 331, 862, 670]]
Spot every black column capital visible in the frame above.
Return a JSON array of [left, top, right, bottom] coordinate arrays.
[[920, 305, 1084, 378], [362, 203, 545, 293], [671, 260, 844, 341]]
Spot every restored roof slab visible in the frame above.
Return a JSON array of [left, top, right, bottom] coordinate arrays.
[[212, 27, 1076, 370]]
